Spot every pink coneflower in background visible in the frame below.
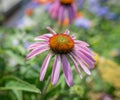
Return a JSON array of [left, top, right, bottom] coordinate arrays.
[[48, 0, 77, 24], [27, 27, 95, 86]]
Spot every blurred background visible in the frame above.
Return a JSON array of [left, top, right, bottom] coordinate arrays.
[[0, 0, 120, 100]]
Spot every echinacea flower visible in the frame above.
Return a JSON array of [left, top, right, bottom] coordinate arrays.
[[27, 27, 95, 86], [48, 0, 77, 24]]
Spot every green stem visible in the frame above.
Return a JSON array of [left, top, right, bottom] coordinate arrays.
[[40, 76, 51, 99]]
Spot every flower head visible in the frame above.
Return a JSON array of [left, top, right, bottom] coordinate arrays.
[[48, 0, 77, 24], [27, 27, 95, 86]]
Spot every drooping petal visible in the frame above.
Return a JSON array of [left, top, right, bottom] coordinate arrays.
[[75, 45, 94, 56], [27, 42, 42, 50], [75, 45, 94, 57], [75, 40, 89, 46], [51, 9, 58, 19], [80, 50, 95, 63], [75, 45, 95, 62], [49, 1, 59, 14], [68, 54, 82, 79], [75, 50, 94, 68], [27, 42, 49, 51], [52, 54, 61, 85], [58, 6, 65, 23], [34, 34, 53, 41], [71, 52, 91, 75], [27, 47, 49, 60], [46, 27, 56, 34], [68, 6, 74, 24], [40, 52, 53, 81], [72, 3, 77, 18], [61, 55, 73, 87], [74, 46, 95, 68], [51, 2, 60, 19]]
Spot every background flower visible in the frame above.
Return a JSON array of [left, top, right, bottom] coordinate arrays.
[[48, 0, 77, 24]]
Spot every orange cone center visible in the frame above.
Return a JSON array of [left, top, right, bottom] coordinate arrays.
[[60, 0, 74, 5], [49, 34, 74, 54]]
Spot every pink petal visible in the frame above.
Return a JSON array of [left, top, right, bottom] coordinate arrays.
[[46, 27, 56, 35], [74, 46, 95, 62], [27, 42, 41, 50], [75, 45, 94, 55], [51, 10, 58, 19], [34, 34, 53, 41], [68, 54, 82, 79], [71, 34, 76, 39], [27, 47, 49, 60], [49, 2, 59, 14], [68, 6, 74, 24], [61, 55, 73, 87], [71, 52, 91, 75], [40, 52, 53, 81], [58, 6, 65, 23], [75, 46, 93, 57], [51, 3, 60, 19], [75, 51, 94, 68], [75, 40, 89, 46], [71, 3, 77, 18], [52, 54, 61, 85], [80, 50, 95, 63], [65, 29, 70, 35], [27, 42, 49, 51]]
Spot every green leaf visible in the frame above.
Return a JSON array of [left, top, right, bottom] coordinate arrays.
[[12, 90, 23, 100], [5, 50, 24, 65], [0, 76, 41, 94]]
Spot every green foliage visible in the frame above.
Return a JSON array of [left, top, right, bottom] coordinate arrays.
[[0, 76, 41, 93]]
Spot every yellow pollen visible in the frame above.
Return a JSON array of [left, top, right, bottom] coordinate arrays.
[[49, 34, 74, 54], [60, 0, 74, 5]]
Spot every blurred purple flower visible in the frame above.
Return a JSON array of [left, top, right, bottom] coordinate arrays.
[[95, 6, 109, 16], [98, 0, 108, 3], [76, 0, 84, 9], [87, 0, 117, 20], [12, 39, 19, 46], [75, 17, 92, 29], [27, 0, 41, 9], [88, 0, 99, 7], [27, 27, 95, 86], [23, 41, 32, 49], [105, 12, 117, 20]]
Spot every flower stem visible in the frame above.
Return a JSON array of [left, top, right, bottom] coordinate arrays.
[[40, 76, 51, 99]]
